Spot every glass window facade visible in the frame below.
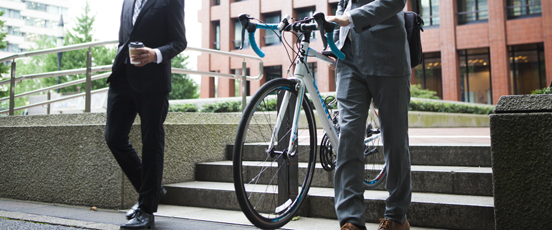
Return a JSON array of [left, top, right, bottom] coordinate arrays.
[[26, 1, 48, 12], [459, 48, 492, 104], [509, 43, 546, 95], [265, 66, 282, 82], [413, 52, 443, 99], [0, 8, 21, 19], [329, 3, 338, 16], [307, 62, 318, 85], [457, 0, 488, 24], [214, 0, 220, 6], [263, 13, 281, 46], [233, 19, 249, 49], [507, 0, 541, 18], [213, 21, 220, 50], [296, 7, 316, 39], [233, 68, 251, 96], [420, 0, 439, 26]]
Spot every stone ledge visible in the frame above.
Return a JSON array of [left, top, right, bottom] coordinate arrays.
[[495, 94, 552, 113]]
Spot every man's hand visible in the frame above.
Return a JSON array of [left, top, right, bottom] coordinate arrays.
[[326, 15, 350, 27], [131, 47, 157, 67]]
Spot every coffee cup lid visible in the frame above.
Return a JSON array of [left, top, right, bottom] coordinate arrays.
[[129, 41, 144, 47]]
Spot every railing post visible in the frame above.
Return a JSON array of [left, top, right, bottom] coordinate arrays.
[[241, 60, 247, 111], [47, 91, 51, 114], [85, 47, 92, 112], [9, 60, 16, 116]]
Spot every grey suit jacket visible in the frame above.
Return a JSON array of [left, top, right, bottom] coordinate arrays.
[[334, 0, 410, 76]]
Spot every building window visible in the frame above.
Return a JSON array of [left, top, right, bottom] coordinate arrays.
[[413, 52, 443, 99], [329, 3, 338, 16], [212, 21, 220, 50], [24, 17, 50, 28], [507, 0, 541, 19], [233, 19, 249, 49], [509, 43, 546, 95], [262, 13, 281, 46], [307, 62, 318, 85], [0, 8, 21, 19], [213, 0, 220, 6], [459, 48, 492, 104], [420, 0, 439, 26], [265, 66, 282, 82], [233, 68, 251, 96], [26, 1, 48, 12], [6, 26, 21, 36], [296, 7, 316, 39], [457, 0, 488, 25]]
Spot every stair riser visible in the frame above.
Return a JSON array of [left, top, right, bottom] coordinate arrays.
[[196, 164, 493, 196], [162, 186, 494, 230], [230, 145, 491, 167]]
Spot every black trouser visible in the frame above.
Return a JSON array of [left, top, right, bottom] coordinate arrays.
[[105, 79, 169, 214]]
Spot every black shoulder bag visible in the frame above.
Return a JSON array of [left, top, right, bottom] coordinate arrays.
[[404, 0, 424, 68]]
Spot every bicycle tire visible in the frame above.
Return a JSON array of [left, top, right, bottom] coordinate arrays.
[[363, 104, 386, 190], [233, 78, 317, 229]]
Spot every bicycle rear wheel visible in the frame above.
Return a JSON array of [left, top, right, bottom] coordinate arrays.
[[233, 78, 317, 229], [363, 103, 386, 189]]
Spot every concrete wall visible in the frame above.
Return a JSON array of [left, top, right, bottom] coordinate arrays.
[[0, 109, 488, 210], [490, 95, 552, 230], [0, 113, 242, 209]]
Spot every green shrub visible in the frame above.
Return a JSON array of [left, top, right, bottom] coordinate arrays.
[[411, 84, 440, 99], [531, 87, 552, 95], [168, 103, 198, 112], [255, 98, 278, 111], [200, 101, 242, 112], [409, 100, 494, 115]]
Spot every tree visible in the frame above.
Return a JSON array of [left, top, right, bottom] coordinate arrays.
[[0, 11, 11, 100], [6, 1, 116, 114], [169, 53, 198, 99]]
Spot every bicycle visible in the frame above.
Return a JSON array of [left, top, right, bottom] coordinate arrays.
[[232, 12, 385, 229]]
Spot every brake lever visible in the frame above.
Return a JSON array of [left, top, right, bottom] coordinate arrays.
[[238, 14, 257, 50], [312, 12, 328, 51]]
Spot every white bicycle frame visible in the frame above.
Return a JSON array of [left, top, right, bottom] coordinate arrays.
[[267, 40, 339, 157]]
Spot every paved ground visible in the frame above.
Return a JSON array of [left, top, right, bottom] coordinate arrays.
[[0, 198, 444, 230], [0, 128, 487, 229]]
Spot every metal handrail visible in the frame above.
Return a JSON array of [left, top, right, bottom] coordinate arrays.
[[0, 65, 112, 86], [0, 40, 118, 63], [0, 87, 110, 114], [0, 40, 264, 115], [0, 72, 111, 103]]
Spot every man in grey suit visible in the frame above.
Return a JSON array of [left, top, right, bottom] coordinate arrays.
[[326, 0, 412, 229]]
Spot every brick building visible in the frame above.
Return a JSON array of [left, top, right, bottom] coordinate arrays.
[[198, 0, 552, 104]]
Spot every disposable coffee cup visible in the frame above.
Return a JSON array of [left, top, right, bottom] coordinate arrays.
[[128, 42, 144, 65]]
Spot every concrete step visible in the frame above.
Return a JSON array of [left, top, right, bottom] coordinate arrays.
[[155, 204, 447, 230], [196, 161, 493, 196], [161, 181, 494, 230], [228, 144, 491, 167]]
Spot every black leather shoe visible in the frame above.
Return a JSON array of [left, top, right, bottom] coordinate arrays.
[[126, 187, 167, 220], [120, 209, 154, 230]]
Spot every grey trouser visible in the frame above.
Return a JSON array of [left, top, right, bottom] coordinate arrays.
[[334, 41, 412, 226]]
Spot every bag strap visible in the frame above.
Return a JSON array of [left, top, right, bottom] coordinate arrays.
[[413, 0, 421, 15]]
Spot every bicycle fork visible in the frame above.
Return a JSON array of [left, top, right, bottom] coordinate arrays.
[[266, 80, 305, 158]]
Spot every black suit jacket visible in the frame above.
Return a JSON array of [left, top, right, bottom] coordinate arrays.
[[108, 0, 187, 93]]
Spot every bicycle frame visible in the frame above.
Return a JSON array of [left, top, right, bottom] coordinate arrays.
[[267, 38, 339, 158]]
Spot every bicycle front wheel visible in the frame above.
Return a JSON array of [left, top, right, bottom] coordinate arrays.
[[233, 78, 317, 229]]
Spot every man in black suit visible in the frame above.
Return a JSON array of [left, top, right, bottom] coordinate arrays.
[[104, 0, 186, 229]]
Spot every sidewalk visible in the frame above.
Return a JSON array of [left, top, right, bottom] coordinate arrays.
[[0, 198, 445, 230]]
